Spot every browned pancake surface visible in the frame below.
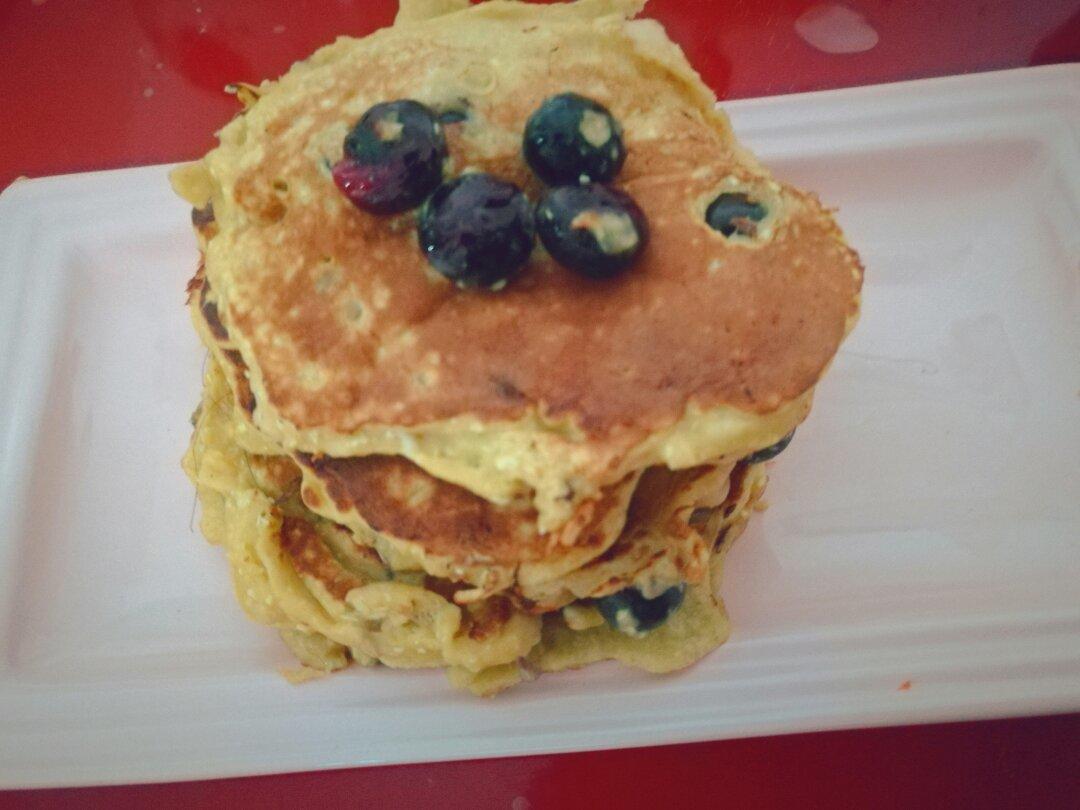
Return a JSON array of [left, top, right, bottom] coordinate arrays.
[[203, 3, 862, 440], [300, 453, 626, 565]]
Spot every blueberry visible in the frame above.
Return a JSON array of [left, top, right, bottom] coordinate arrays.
[[523, 93, 625, 185], [437, 109, 469, 124], [706, 191, 767, 237], [595, 585, 686, 637], [436, 99, 470, 124], [535, 184, 647, 279], [333, 99, 446, 214], [744, 430, 795, 464], [418, 173, 535, 288]]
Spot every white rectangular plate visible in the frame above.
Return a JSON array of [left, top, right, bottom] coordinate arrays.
[[1, 65, 1078, 788]]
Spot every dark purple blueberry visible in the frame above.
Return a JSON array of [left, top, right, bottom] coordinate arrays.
[[190, 203, 214, 229], [523, 93, 625, 185], [437, 108, 469, 124], [535, 184, 647, 279], [417, 173, 535, 288], [744, 430, 795, 464], [333, 99, 446, 214], [706, 192, 767, 237], [595, 584, 686, 637], [435, 99, 470, 124]]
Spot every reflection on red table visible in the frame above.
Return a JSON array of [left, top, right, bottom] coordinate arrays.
[[1, 0, 1077, 190], [1, 0, 1078, 806]]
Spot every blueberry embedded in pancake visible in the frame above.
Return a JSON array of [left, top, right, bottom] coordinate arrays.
[[706, 191, 768, 238], [535, 183, 648, 278], [417, 173, 535, 287], [744, 429, 795, 464], [333, 99, 447, 214], [523, 92, 626, 185], [595, 584, 686, 637]]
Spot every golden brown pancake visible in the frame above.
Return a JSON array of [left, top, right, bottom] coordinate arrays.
[[175, 0, 864, 694], [173, 0, 862, 532], [297, 453, 635, 566], [218, 157, 856, 431], [184, 349, 770, 692]]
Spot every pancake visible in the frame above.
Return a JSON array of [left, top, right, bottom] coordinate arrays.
[[176, 0, 864, 695], [172, 0, 862, 532], [296, 452, 641, 601], [297, 453, 624, 568], [184, 354, 766, 692]]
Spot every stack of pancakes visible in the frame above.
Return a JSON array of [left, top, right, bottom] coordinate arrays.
[[173, 0, 862, 694]]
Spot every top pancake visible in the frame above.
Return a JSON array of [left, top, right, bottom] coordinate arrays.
[[176, 0, 862, 529]]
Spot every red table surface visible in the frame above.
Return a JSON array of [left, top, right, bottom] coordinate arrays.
[[1, 1, 1078, 807]]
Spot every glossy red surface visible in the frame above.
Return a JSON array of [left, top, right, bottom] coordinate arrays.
[[3, 715, 1080, 808], [1, 0, 1078, 805], [1, 0, 1077, 190]]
